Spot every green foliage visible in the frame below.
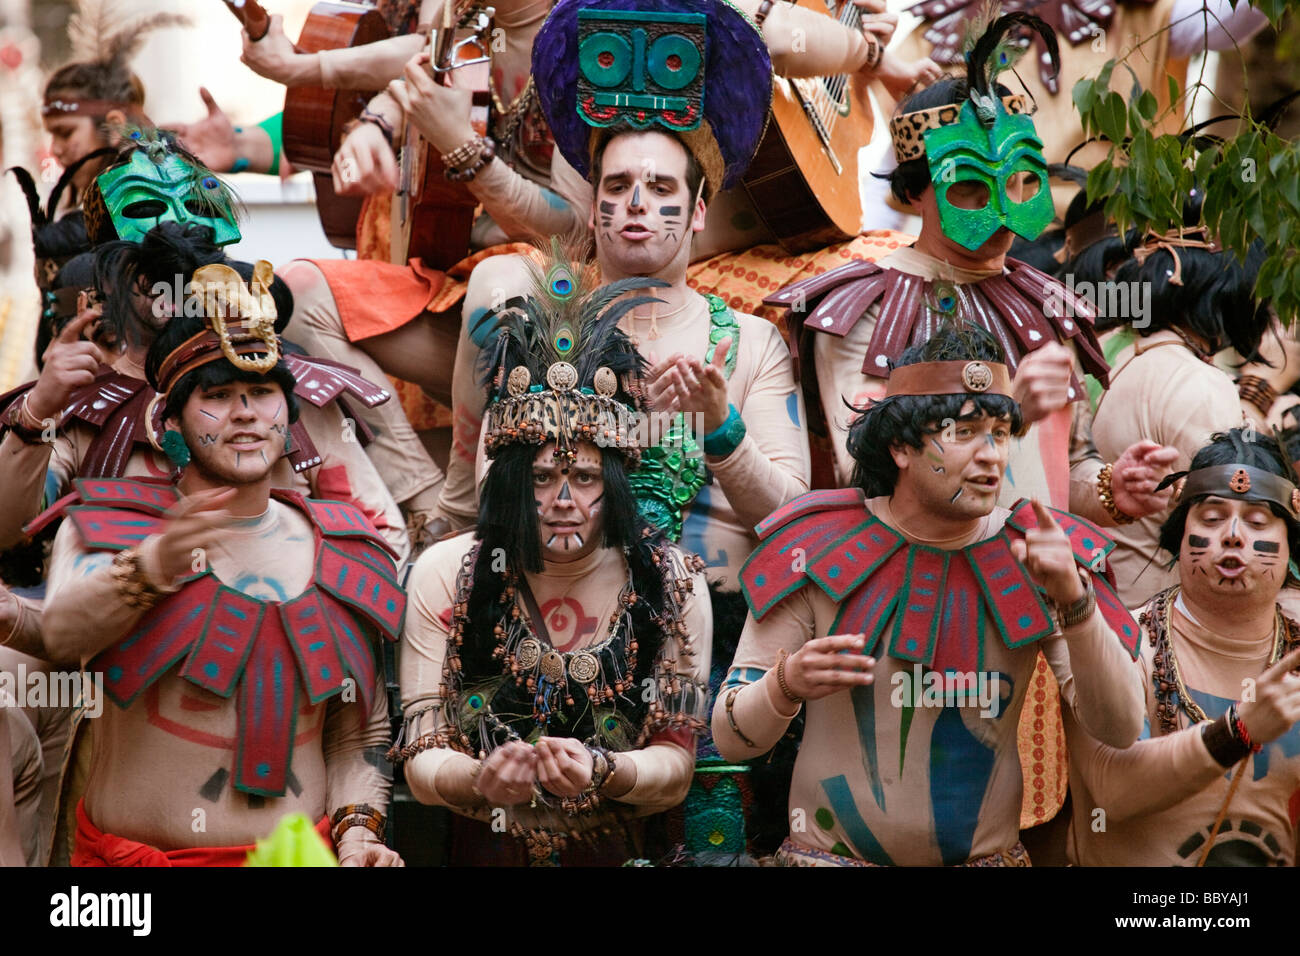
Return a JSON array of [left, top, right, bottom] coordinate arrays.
[[1074, 56, 1300, 322]]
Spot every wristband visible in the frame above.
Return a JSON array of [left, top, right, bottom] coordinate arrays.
[[1056, 573, 1096, 629], [1, 394, 50, 445], [230, 156, 250, 174], [702, 404, 746, 457], [1096, 461, 1136, 524], [257, 112, 283, 175], [330, 802, 386, 843], [1201, 713, 1251, 768]]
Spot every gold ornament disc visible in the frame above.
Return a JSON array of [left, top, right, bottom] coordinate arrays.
[[546, 362, 578, 391], [594, 367, 617, 397], [540, 650, 565, 682], [507, 366, 531, 397], [516, 638, 541, 669], [568, 652, 600, 684]]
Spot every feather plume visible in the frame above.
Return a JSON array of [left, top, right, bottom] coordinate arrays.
[[68, 1, 192, 67], [487, 233, 667, 401], [965, 9, 1059, 124]]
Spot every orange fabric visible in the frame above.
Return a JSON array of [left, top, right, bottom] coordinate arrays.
[[685, 230, 916, 345], [1019, 654, 1069, 828], [310, 257, 448, 344], [71, 799, 332, 867]]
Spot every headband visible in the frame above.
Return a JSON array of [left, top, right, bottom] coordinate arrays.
[[884, 359, 1013, 398]]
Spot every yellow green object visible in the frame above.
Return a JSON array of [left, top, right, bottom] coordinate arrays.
[[245, 813, 338, 867]]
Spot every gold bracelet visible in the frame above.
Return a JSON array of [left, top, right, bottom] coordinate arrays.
[[1096, 462, 1136, 525], [724, 686, 758, 749], [776, 648, 803, 704], [110, 548, 166, 610]]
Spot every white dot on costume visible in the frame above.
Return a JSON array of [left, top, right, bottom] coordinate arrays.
[[92, 399, 107, 410], [1099, 5, 1111, 13], [821, 317, 833, 327], [947, 32, 958, 44], [1028, 330, 1042, 341], [1067, 387, 1076, 399], [875, 355, 889, 368], [305, 380, 319, 390], [1063, 319, 1073, 330]]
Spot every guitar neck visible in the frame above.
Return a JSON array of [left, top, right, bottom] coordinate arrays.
[[222, 0, 271, 41]]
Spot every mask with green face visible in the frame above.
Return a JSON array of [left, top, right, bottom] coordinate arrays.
[[91, 146, 241, 246], [923, 98, 1052, 252]]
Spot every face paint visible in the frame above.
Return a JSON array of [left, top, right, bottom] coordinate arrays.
[[179, 380, 287, 486], [922, 99, 1053, 251], [631, 183, 641, 207], [533, 441, 606, 562], [899, 409, 1010, 521], [1180, 496, 1290, 597], [659, 205, 682, 216]]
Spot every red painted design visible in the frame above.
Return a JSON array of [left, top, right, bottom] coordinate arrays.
[[539, 598, 599, 652], [313, 464, 391, 531], [144, 683, 322, 749]]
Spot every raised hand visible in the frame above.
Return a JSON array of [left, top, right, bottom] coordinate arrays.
[[645, 336, 732, 433], [1237, 646, 1300, 747], [168, 88, 239, 172], [1109, 440, 1180, 519], [153, 487, 238, 584], [1010, 498, 1087, 608], [781, 634, 876, 701], [1011, 342, 1074, 425], [27, 305, 106, 423]]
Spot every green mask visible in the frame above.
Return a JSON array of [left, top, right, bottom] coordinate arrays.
[[923, 98, 1052, 252], [93, 147, 241, 246]]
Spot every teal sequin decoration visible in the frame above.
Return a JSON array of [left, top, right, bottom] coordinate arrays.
[[628, 298, 739, 540], [683, 772, 747, 856]]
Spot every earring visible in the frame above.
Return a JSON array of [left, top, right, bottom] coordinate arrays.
[[161, 429, 191, 468]]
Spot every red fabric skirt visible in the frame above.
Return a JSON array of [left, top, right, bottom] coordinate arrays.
[[71, 799, 332, 867]]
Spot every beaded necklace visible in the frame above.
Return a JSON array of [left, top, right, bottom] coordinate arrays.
[[1143, 585, 1295, 734]]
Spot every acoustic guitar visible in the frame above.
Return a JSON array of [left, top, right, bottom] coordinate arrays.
[[741, 0, 874, 253], [223, 0, 390, 250], [389, 1, 493, 270]]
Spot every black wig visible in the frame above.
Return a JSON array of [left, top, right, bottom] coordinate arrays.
[[847, 323, 1024, 497]]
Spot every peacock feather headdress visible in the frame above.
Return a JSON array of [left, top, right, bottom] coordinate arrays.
[[482, 236, 666, 466], [81, 126, 242, 247], [890, 11, 1059, 250]]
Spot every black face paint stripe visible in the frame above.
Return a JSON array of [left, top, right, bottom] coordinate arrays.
[[240, 394, 248, 408], [631, 184, 640, 207], [659, 205, 682, 216], [1253, 540, 1282, 553], [599, 201, 616, 214], [1187, 535, 1211, 548]]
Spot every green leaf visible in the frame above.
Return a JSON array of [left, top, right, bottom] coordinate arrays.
[[1168, 74, 1180, 108], [1137, 90, 1158, 123], [1098, 92, 1128, 144]]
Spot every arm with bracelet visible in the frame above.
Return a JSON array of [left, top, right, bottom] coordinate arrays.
[[325, 670, 403, 865]]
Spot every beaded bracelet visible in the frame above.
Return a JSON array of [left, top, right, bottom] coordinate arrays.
[[330, 802, 386, 843], [776, 648, 803, 705], [445, 137, 495, 182], [441, 136, 484, 169], [724, 686, 758, 749], [1096, 461, 1136, 524], [1237, 375, 1277, 417], [753, 0, 776, 25], [110, 549, 166, 611], [2, 394, 50, 445]]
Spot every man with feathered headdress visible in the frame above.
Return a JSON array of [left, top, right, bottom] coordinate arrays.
[[395, 249, 713, 865]]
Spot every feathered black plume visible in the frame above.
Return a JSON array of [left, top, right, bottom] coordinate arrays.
[[967, 12, 1059, 125]]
